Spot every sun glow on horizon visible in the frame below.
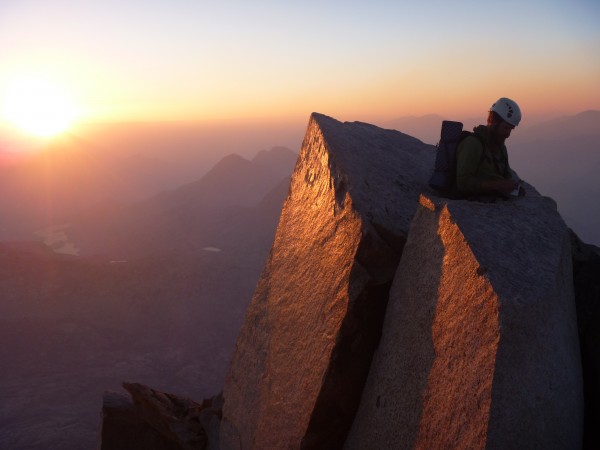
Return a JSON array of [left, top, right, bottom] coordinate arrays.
[[1, 75, 80, 138]]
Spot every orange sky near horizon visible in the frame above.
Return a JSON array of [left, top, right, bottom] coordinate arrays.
[[1, 0, 598, 132]]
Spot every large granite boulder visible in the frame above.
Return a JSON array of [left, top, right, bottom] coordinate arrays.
[[345, 194, 584, 449], [219, 113, 435, 449]]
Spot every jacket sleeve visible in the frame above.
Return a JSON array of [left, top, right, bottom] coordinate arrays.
[[456, 136, 484, 194]]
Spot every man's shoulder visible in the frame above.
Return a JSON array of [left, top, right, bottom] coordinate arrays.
[[462, 133, 484, 143]]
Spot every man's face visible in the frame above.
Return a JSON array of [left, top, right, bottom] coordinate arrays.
[[491, 120, 515, 144]]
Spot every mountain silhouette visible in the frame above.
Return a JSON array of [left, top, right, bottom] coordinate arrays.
[[66, 146, 296, 258], [516, 110, 600, 141]]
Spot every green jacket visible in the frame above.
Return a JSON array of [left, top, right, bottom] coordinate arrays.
[[456, 125, 512, 194]]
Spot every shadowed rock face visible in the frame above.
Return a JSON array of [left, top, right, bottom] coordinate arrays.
[[219, 113, 435, 449], [346, 194, 583, 449], [570, 231, 600, 449]]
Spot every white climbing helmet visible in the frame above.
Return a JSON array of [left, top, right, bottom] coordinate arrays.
[[490, 97, 522, 127]]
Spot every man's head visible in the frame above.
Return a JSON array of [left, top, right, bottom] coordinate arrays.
[[487, 97, 521, 144]]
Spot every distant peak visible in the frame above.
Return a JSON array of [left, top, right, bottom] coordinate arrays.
[[252, 146, 296, 162], [575, 109, 600, 118], [211, 153, 251, 169], [200, 153, 251, 180], [220, 153, 250, 163]]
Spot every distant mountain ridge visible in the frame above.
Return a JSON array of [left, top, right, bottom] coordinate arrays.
[[382, 109, 600, 144], [155, 146, 296, 210], [66, 146, 297, 258], [516, 110, 600, 141], [509, 110, 600, 245]]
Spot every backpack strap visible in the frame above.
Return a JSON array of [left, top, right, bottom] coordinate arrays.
[[463, 133, 487, 171], [472, 134, 507, 175], [473, 134, 487, 170]]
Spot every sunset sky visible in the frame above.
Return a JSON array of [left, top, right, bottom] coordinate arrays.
[[1, 0, 599, 129]]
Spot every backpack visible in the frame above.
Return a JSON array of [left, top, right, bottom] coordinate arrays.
[[428, 120, 485, 198]]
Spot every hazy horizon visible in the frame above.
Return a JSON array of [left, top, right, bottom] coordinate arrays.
[[3, 107, 597, 156], [1, 108, 599, 248], [1, 1, 598, 128]]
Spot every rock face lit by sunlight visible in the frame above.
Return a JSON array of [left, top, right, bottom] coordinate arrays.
[[96, 112, 590, 449], [220, 113, 434, 449], [217, 113, 584, 450], [346, 194, 582, 449], [346, 197, 501, 449]]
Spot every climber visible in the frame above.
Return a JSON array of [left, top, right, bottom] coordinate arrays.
[[456, 97, 525, 198]]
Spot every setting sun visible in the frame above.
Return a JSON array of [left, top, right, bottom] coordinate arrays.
[[2, 76, 79, 138]]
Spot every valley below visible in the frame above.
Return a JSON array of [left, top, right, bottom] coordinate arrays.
[[0, 143, 296, 449]]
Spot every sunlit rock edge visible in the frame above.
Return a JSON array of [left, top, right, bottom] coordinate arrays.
[[98, 113, 596, 450]]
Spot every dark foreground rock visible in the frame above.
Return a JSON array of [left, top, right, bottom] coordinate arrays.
[[570, 231, 600, 449], [98, 383, 221, 450]]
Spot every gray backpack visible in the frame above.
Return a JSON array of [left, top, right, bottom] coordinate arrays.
[[428, 120, 484, 198]]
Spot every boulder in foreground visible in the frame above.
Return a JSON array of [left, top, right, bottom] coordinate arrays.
[[220, 113, 435, 449], [346, 193, 584, 449]]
